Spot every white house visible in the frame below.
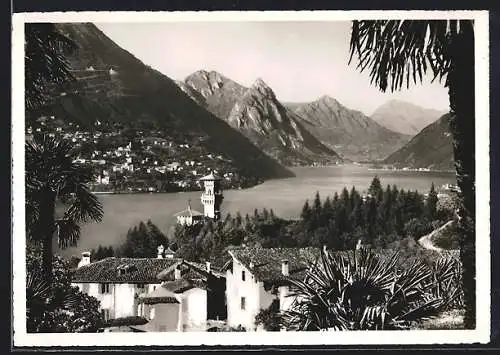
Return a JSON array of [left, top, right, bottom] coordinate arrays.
[[71, 246, 180, 322], [72, 248, 226, 332], [225, 247, 320, 331], [135, 270, 208, 332], [174, 201, 204, 226]]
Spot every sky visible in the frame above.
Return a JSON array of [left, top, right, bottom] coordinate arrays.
[[95, 21, 449, 116]]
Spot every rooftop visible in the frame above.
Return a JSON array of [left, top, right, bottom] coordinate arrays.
[[228, 247, 321, 283], [72, 257, 181, 284], [199, 172, 221, 181]]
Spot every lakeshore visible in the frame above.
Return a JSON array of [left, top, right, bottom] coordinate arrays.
[[58, 165, 456, 258]]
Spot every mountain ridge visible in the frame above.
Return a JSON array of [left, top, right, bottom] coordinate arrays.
[[180, 71, 343, 166], [371, 99, 448, 136], [383, 113, 454, 170], [286, 96, 411, 162], [45, 23, 294, 181]]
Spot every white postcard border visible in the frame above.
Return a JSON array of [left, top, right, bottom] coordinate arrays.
[[12, 10, 491, 347]]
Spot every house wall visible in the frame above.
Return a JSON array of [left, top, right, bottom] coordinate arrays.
[[142, 303, 180, 332], [226, 258, 277, 331], [279, 285, 295, 312], [180, 288, 207, 331], [72, 282, 161, 319]]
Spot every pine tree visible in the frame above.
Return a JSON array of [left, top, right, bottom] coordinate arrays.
[[426, 182, 439, 221], [368, 175, 383, 197], [301, 200, 312, 221], [313, 191, 322, 214]]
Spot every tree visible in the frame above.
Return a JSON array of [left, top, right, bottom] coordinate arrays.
[[368, 176, 382, 197], [301, 200, 312, 221], [349, 19, 476, 328], [117, 220, 168, 258], [426, 183, 439, 221], [25, 23, 77, 115], [27, 243, 103, 332], [26, 134, 103, 283]]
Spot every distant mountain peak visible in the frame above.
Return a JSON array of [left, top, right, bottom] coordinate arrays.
[[371, 99, 447, 135], [250, 78, 275, 98]]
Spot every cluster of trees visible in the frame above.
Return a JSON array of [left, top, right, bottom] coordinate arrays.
[[73, 220, 170, 265], [297, 177, 449, 249], [167, 177, 455, 265], [27, 243, 103, 332]]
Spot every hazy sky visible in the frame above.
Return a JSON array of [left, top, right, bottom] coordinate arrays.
[[96, 21, 449, 116]]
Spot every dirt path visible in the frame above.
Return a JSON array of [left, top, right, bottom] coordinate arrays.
[[418, 220, 454, 251]]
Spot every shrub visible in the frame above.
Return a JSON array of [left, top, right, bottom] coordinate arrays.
[[283, 247, 462, 331]]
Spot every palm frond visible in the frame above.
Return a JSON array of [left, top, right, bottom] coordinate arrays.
[[55, 218, 81, 249], [349, 20, 473, 92]]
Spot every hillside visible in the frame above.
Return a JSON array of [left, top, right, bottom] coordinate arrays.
[[225, 79, 342, 166], [371, 99, 447, 136], [183, 70, 247, 119], [287, 96, 411, 162], [384, 114, 454, 170], [42, 23, 294, 182]]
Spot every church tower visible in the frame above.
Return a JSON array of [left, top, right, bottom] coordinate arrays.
[[200, 172, 224, 221]]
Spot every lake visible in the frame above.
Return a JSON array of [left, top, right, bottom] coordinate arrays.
[[59, 165, 456, 258]]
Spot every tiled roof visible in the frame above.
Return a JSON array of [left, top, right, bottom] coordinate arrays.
[[199, 172, 221, 181], [162, 279, 207, 293], [229, 247, 461, 284], [173, 208, 204, 218], [71, 257, 182, 283], [156, 260, 225, 281], [137, 286, 179, 304], [229, 247, 321, 283]]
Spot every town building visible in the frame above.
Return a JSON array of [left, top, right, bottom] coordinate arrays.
[[200, 172, 224, 221], [71, 247, 226, 332], [173, 172, 224, 225], [224, 247, 321, 331], [174, 200, 204, 226], [71, 247, 179, 322]]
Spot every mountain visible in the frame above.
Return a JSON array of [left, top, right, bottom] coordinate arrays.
[[44, 23, 294, 181], [286, 96, 411, 162], [371, 99, 447, 135], [179, 72, 342, 166], [225, 79, 342, 165], [183, 70, 247, 119], [384, 114, 454, 170]]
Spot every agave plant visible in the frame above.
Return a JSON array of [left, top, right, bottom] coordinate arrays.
[[283, 247, 461, 331]]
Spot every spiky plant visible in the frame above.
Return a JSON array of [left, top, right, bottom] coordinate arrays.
[[283, 248, 460, 331]]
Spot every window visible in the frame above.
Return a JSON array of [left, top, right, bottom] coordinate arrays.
[[101, 309, 110, 321], [240, 297, 246, 310], [241, 271, 246, 281], [136, 283, 147, 293], [100, 283, 110, 294]]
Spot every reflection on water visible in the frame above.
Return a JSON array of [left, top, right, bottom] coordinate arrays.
[[59, 165, 456, 257]]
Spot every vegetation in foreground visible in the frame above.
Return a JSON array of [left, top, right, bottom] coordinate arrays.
[[281, 247, 463, 331]]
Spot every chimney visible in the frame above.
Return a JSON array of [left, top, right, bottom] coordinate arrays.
[[174, 266, 182, 280], [281, 260, 289, 277], [249, 261, 254, 269], [78, 251, 91, 268], [323, 245, 328, 254], [206, 261, 211, 273], [157, 245, 165, 259], [356, 239, 363, 250]]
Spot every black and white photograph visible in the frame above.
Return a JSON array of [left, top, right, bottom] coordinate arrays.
[[12, 10, 490, 347]]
